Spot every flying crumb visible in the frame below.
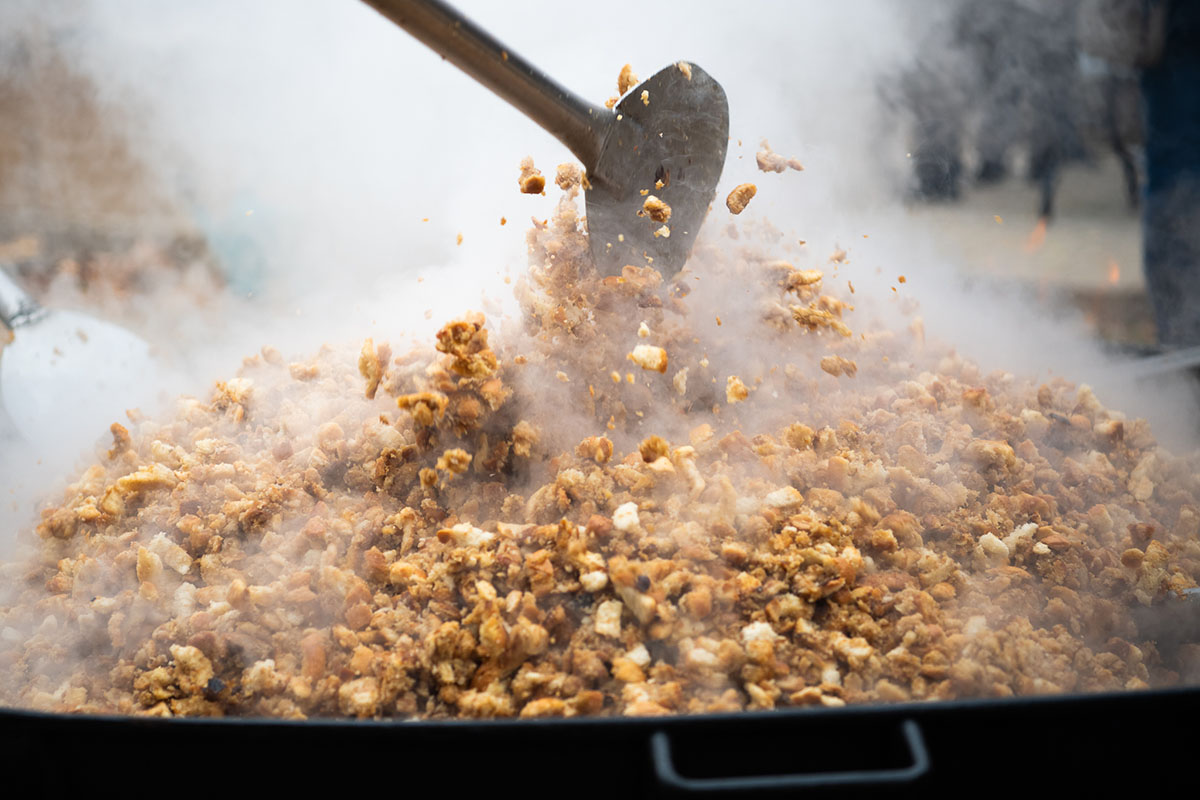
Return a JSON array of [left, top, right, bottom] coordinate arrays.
[[820, 355, 858, 378], [994, 215, 1003, 224], [898, 275, 907, 284], [640, 89, 650, 106], [785, 268, 824, 292], [357, 338, 391, 400], [756, 140, 805, 173], [518, 157, 545, 194], [456, 233, 463, 246], [556, 371, 570, 383], [555, 163, 582, 190], [642, 195, 671, 223], [605, 96, 618, 109], [500, 217, 507, 226], [677, 61, 692, 80], [637, 322, 650, 338], [436, 448, 472, 475], [610, 371, 621, 383], [628, 344, 668, 373], [755, 141, 788, 173], [673, 367, 688, 395], [618, 63, 639, 95], [726, 183, 757, 215], [726, 375, 749, 403], [830, 247, 848, 264], [653, 225, 670, 238]]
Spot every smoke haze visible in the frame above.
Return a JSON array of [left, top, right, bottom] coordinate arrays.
[[0, 0, 1195, 545]]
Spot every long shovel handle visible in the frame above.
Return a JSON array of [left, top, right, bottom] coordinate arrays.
[[360, 0, 611, 169]]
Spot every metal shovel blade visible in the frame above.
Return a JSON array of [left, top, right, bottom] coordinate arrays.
[[585, 62, 729, 277]]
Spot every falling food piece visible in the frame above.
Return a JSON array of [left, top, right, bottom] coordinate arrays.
[[436, 448, 472, 475], [755, 140, 803, 173], [500, 217, 507, 226], [518, 156, 545, 194], [654, 225, 670, 239], [640, 89, 650, 106], [994, 215, 1003, 224], [605, 96, 618, 109], [642, 195, 671, 223], [677, 61, 692, 79], [715, 316, 722, 326], [610, 371, 621, 383], [555, 163, 582, 190], [898, 275, 906, 284], [628, 345, 668, 373], [726, 375, 749, 403], [792, 305, 853, 337], [784, 268, 824, 293], [726, 183, 757, 215], [617, 63, 639, 95], [819, 355, 858, 378], [637, 322, 650, 338], [357, 338, 391, 400], [456, 233, 463, 246], [673, 367, 688, 395], [830, 247, 848, 264]]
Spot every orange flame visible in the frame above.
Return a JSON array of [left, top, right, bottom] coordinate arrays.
[[1024, 218, 1048, 253], [1107, 259, 1120, 286]]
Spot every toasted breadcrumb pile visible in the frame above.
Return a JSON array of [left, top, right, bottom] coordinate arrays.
[[2, 169, 1199, 723]]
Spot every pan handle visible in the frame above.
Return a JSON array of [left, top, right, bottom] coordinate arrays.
[[650, 718, 930, 793], [358, 0, 610, 170]]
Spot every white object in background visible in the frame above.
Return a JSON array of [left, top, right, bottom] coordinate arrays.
[[0, 268, 154, 447]]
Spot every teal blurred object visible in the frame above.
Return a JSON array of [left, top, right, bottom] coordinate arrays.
[[194, 193, 272, 296]]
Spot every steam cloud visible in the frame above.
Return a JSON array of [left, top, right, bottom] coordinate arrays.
[[1, 0, 1195, 544]]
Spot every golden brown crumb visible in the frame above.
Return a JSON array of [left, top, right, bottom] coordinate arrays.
[[555, 163, 582, 190], [642, 195, 671, 224], [820, 355, 858, 378], [791, 305, 852, 337], [726, 375, 749, 403], [726, 183, 757, 215], [357, 337, 391, 400], [628, 344, 668, 373], [617, 63, 639, 95], [640, 89, 650, 106], [756, 140, 804, 173], [518, 156, 545, 194], [677, 61, 692, 80]]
